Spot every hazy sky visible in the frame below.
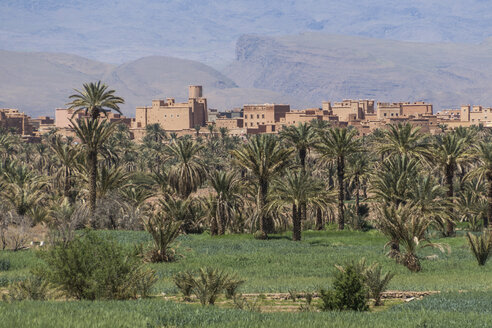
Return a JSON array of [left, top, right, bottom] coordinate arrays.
[[1, 0, 491, 66]]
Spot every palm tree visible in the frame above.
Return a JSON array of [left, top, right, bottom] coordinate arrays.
[[208, 170, 243, 235], [408, 174, 451, 231], [270, 170, 329, 241], [376, 123, 428, 159], [0, 162, 46, 216], [468, 141, 492, 228], [231, 134, 293, 238], [316, 127, 360, 230], [280, 122, 317, 221], [164, 138, 206, 199], [376, 203, 448, 272], [207, 124, 216, 139], [50, 135, 80, 201], [67, 82, 124, 219], [67, 81, 124, 120], [219, 127, 229, 142], [70, 118, 117, 221], [143, 123, 167, 144], [347, 153, 371, 225], [432, 133, 469, 235], [194, 125, 201, 138]]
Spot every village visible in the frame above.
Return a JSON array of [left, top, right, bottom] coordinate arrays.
[[0, 85, 490, 142]]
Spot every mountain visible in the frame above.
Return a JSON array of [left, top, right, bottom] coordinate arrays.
[[225, 33, 492, 110], [0, 50, 291, 117], [1, 1, 492, 67]]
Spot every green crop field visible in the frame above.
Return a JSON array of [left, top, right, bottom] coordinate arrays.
[[0, 230, 491, 327]]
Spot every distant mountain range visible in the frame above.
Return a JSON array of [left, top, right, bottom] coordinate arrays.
[[0, 50, 293, 117], [225, 33, 492, 110], [1, 0, 492, 67], [2, 32, 492, 117]]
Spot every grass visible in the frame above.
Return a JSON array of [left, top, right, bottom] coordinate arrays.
[[1, 230, 491, 294], [0, 230, 491, 327], [0, 292, 491, 327]]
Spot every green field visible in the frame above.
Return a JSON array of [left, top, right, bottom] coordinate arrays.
[[0, 230, 491, 327]]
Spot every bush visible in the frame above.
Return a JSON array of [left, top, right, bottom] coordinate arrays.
[[224, 275, 245, 299], [0, 258, 10, 271], [143, 207, 182, 263], [466, 230, 492, 266], [362, 262, 395, 306], [336, 258, 394, 306], [2, 277, 52, 301], [319, 264, 368, 311], [173, 271, 195, 301], [34, 230, 157, 300], [173, 268, 244, 306], [0, 276, 9, 287]]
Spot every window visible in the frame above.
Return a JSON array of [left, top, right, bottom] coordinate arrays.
[[250, 114, 253, 119], [164, 115, 167, 117], [177, 114, 180, 117], [257, 114, 260, 119], [262, 114, 265, 119], [383, 113, 387, 117], [171, 114, 173, 118], [391, 113, 394, 117]]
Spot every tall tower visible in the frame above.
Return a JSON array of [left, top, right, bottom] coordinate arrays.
[[189, 85, 203, 99], [461, 105, 470, 122]]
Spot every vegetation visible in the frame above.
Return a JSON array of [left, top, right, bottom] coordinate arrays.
[[319, 264, 369, 311], [466, 230, 492, 266], [34, 230, 156, 300], [1, 82, 491, 326]]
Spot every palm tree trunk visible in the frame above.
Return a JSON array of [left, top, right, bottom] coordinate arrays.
[[258, 179, 272, 238], [300, 149, 307, 222], [64, 166, 71, 200], [217, 197, 226, 235], [355, 179, 360, 230], [445, 164, 455, 236], [292, 203, 301, 241], [486, 171, 492, 228], [88, 148, 98, 227], [337, 156, 345, 230], [315, 207, 323, 230]]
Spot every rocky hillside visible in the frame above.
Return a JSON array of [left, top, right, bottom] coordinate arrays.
[[225, 33, 492, 110], [0, 50, 290, 116]]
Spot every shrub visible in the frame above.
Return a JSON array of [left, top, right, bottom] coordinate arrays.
[[362, 263, 395, 306], [2, 277, 52, 301], [173, 268, 243, 306], [143, 207, 182, 263], [34, 230, 157, 300], [192, 268, 231, 305], [0, 258, 10, 271], [173, 271, 195, 301], [377, 204, 449, 272], [319, 264, 368, 311], [336, 259, 394, 306], [224, 275, 245, 299], [466, 230, 492, 266], [0, 276, 9, 287]]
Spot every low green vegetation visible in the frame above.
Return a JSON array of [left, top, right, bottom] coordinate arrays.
[[0, 291, 491, 328]]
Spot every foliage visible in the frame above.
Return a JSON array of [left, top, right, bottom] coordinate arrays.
[[2, 276, 53, 301], [173, 271, 195, 301], [142, 202, 183, 262], [466, 230, 492, 265], [0, 258, 10, 271], [34, 230, 156, 300], [319, 264, 368, 311], [376, 204, 449, 272], [173, 268, 243, 306]]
